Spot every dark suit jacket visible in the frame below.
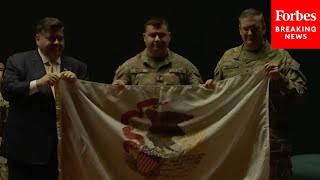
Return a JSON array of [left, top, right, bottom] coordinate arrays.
[[0, 50, 89, 164]]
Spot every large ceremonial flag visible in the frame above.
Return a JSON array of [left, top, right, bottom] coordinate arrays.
[[56, 68, 270, 180]]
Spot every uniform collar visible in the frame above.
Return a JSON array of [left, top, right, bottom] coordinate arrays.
[[141, 49, 172, 66], [234, 41, 271, 61]]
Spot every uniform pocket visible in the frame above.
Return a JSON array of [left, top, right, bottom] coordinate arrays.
[[129, 68, 150, 85], [164, 69, 187, 85]]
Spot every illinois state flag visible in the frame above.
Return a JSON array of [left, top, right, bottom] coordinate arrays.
[[55, 68, 270, 180], [271, 0, 320, 49]]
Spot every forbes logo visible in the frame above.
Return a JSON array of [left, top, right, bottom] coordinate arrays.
[[275, 10, 317, 21]]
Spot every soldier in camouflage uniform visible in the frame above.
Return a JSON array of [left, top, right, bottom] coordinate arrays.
[[205, 8, 307, 180], [113, 17, 202, 85], [0, 60, 8, 180]]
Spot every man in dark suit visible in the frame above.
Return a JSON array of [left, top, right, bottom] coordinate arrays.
[[1, 17, 89, 180]]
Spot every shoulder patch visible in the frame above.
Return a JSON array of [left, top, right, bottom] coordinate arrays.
[[290, 60, 300, 70]]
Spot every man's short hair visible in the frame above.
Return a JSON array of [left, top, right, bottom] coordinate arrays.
[[144, 17, 170, 32], [239, 8, 266, 28], [36, 17, 64, 34]]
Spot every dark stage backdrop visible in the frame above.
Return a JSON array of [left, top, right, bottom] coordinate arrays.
[[1, 1, 319, 153]]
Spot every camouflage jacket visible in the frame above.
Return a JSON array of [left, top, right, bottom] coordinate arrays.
[[0, 94, 8, 137], [213, 42, 307, 138], [113, 49, 202, 85]]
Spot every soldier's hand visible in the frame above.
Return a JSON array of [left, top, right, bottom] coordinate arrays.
[[112, 80, 125, 87], [204, 79, 216, 89], [112, 80, 126, 93], [36, 73, 60, 88], [264, 63, 281, 80], [60, 70, 77, 83]]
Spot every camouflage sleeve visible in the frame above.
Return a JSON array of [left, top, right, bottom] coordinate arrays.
[[113, 65, 130, 84], [213, 58, 224, 81], [278, 51, 307, 95], [213, 48, 237, 81], [186, 63, 203, 85]]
